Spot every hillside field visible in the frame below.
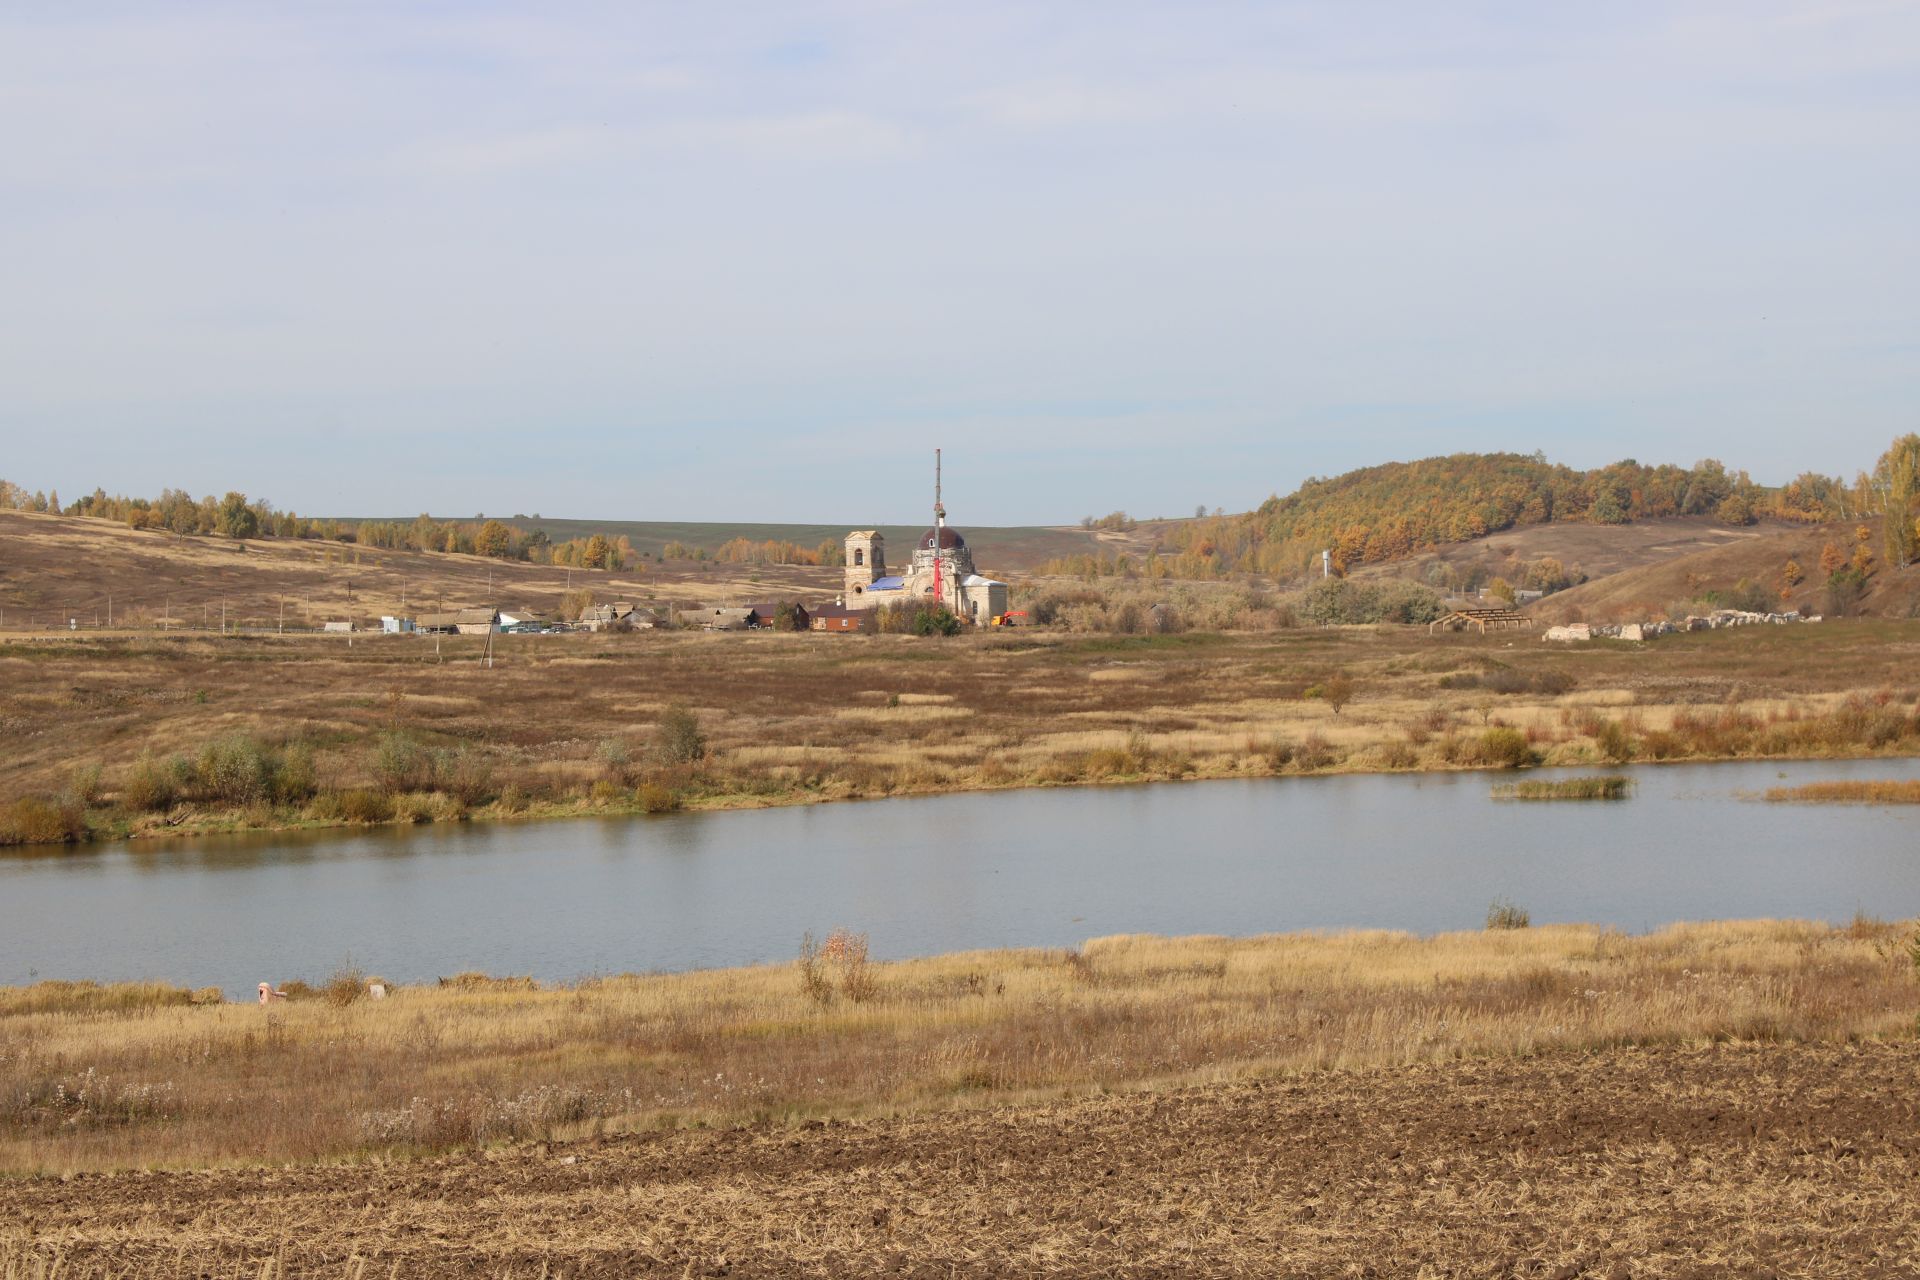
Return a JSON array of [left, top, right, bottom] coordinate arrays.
[[0, 509, 841, 633]]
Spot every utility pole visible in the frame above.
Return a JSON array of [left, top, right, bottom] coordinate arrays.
[[278, 597, 284, 633], [107, 593, 112, 628], [221, 599, 226, 634]]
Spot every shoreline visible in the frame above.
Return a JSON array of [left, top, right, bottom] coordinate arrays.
[[8, 621, 1920, 852], [9, 739, 1920, 853]]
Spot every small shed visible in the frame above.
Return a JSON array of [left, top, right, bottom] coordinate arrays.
[[379, 616, 415, 634]]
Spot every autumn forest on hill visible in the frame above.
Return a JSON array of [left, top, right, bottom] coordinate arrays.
[[1135, 440, 1920, 580]]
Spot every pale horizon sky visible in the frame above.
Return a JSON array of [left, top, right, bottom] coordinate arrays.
[[2, 2, 1915, 525]]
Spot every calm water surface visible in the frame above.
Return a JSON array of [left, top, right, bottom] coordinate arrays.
[[4, 757, 1919, 998]]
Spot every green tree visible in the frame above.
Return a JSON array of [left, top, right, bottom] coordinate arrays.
[[214, 492, 258, 539], [912, 605, 962, 636], [1826, 566, 1870, 616]]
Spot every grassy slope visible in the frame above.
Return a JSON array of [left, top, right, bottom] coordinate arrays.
[[1533, 515, 1920, 623], [0, 509, 842, 631]]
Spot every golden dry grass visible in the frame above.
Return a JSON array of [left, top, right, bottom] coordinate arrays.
[[3, 919, 1914, 1176], [1765, 779, 1920, 803]]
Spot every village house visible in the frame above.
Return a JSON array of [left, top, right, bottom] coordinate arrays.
[[415, 609, 498, 635], [745, 602, 810, 631], [497, 610, 550, 633], [809, 603, 863, 633], [580, 602, 636, 632], [676, 606, 755, 631]]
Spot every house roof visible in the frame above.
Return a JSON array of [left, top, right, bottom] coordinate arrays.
[[811, 603, 860, 620], [960, 574, 1004, 587], [416, 609, 496, 627], [868, 575, 905, 591]]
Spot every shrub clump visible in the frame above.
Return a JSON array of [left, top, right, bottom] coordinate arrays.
[[189, 734, 316, 807], [195, 735, 274, 805], [1486, 898, 1531, 930], [1300, 578, 1444, 626], [636, 782, 680, 814], [655, 705, 707, 764], [0, 796, 90, 846], [371, 733, 431, 794], [1439, 668, 1576, 696], [123, 753, 189, 812], [1478, 728, 1537, 770], [1493, 776, 1632, 801], [337, 788, 394, 824], [323, 964, 367, 1007], [798, 928, 878, 1004]]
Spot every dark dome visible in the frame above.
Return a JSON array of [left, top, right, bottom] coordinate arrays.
[[919, 526, 967, 551]]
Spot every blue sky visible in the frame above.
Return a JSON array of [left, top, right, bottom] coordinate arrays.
[[1, 2, 1915, 524]]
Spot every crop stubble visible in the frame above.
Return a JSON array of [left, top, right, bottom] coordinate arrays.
[[5, 1042, 1919, 1278]]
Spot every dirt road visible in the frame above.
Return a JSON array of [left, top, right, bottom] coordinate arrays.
[[7, 1042, 1920, 1278]]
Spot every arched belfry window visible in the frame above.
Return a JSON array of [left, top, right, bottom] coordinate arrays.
[[854, 548, 864, 566]]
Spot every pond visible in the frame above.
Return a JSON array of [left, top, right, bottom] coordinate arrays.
[[4, 757, 1919, 998]]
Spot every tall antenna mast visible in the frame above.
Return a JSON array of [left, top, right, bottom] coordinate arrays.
[[932, 448, 945, 609]]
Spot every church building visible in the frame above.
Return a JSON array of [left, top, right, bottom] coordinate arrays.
[[840, 455, 1009, 625]]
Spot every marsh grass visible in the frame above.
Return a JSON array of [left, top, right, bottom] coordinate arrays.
[[1494, 776, 1633, 801], [2, 919, 1913, 1173], [1764, 779, 1920, 804]]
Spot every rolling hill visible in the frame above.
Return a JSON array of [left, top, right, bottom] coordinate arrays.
[[1528, 516, 1920, 623]]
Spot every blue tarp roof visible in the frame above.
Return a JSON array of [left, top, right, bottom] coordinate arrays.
[[868, 576, 905, 591]]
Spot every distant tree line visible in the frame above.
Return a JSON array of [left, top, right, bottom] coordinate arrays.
[[0, 482, 646, 572], [352, 516, 637, 570]]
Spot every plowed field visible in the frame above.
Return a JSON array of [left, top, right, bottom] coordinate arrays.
[[7, 1042, 1919, 1278]]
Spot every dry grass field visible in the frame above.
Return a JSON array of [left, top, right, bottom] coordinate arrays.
[[2, 920, 1918, 1275], [4, 613, 1920, 846], [0, 509, 841, 634]]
